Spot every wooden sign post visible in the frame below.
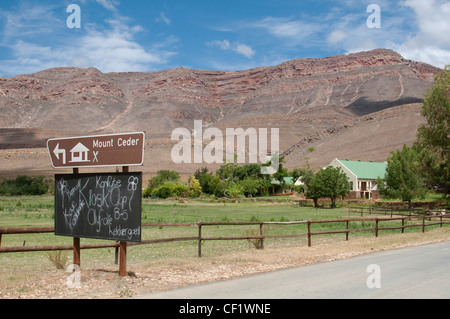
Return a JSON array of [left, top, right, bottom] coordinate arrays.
[[73, 168, 81, 268]]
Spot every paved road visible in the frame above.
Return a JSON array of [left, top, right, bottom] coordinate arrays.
[[135, 241, 450, 299]]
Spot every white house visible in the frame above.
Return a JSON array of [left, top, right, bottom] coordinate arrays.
[[329, 158, 387, 199]]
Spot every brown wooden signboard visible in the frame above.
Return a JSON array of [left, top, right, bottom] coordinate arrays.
[[47, 132, 145, 168]]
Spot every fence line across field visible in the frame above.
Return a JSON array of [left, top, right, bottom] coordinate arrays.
[[2, 214, 449, 257], [348, 206, 447, 217]]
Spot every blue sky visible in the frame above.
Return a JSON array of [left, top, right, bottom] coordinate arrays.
[[0, 0, 449, 77]]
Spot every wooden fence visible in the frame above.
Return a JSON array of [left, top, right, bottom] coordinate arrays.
[[1, 214, 449, 275], [348, 206, 447, 218]]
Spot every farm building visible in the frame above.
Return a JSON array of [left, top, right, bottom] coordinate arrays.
[[329, 158, 387, 200], [270, 177, 303, 194]]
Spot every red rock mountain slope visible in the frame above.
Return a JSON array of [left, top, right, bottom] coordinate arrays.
[[0, 49, 441, 178]]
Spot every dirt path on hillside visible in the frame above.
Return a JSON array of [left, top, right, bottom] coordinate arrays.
[[1, 228, 449, 299]]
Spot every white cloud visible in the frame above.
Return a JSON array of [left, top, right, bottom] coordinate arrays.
[[209, 39, 231, 50], [155, 12, 171, 26], [0, 3, 62, 41], [252, 17, 318, 43], [207, 39, 255, 58], [324, 1, 450, 68], [235, 44, 255, 58], [96, 0, 119, 12], [327, 30, 348, 45], [0, 2, 178, 76], [387, 0, 450, 67]]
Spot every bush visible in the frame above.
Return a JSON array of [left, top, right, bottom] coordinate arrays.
[[0, 175, 51, 196], [143, 170, 181, 198], [188, 176, 202, 198], [154, 182, 189, 199]]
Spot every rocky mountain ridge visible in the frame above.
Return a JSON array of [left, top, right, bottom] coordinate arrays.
[[0, 49, 441, 177]]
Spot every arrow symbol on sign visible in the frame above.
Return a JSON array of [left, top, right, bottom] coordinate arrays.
[[53, 143, 66, 165]]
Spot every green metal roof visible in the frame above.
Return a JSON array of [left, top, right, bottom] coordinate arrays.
[[339, 160, 387, 180], [271, 177, 294, 184]]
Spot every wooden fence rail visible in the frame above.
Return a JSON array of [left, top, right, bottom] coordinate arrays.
[[1, 215, 449, 274], [348, 206, 448, 218]]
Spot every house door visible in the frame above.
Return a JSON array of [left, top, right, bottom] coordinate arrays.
[[360, 182, 367, 191]]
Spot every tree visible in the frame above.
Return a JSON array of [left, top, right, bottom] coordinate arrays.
[[416, 66, 450, 198], [234, 163, 263, 181], [224, 182, 244, 199], [305, 174, 321, 208], [216, 162, 239, 182], [188, 176, 202, 198], [241, 177, 264, 197], [307, 166, 350, 208], [193, 167, 209, 181], [297, 161, 316, 192], [378, 144, 427, 208], [144, 170, 181, 197]]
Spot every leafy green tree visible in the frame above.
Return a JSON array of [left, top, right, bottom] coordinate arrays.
[[307, 166, 350, 208], [298, 162, 315, 191], [234, 163, 263, 181], [240, 177, 263, 197], [305, 173, 321, 208], [194, 167, 209, 181], [213, 180, 233, 197], [196, 172, 213, 194], [225, 182, 244, 199], [416, 66, 450, 198], [146, 170, 180, 194], [378, 144, 427, 208], [216, 162, 239, 182]]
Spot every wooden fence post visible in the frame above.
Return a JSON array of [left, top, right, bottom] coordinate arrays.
[[402, 218, 405, 234], [307, 221, 311, 247], [119, 241, 127, 277], [346, 220, 349, 241], [115, 241, 119, 265], [422, 216, 425, 233], [72, 168, 81, 268], [73, 237, 81, 267], [375, 218, 379, 237], [198, 223, 202, 257], [259, 223, 264, 250]]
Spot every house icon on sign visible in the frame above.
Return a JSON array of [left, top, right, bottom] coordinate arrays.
[[69, 142, 90, 163]]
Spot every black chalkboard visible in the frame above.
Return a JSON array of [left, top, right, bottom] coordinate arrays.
[[54, 172, 142, 242]]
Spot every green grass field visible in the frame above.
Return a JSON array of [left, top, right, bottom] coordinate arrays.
[[1, 195, 444, 263]]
